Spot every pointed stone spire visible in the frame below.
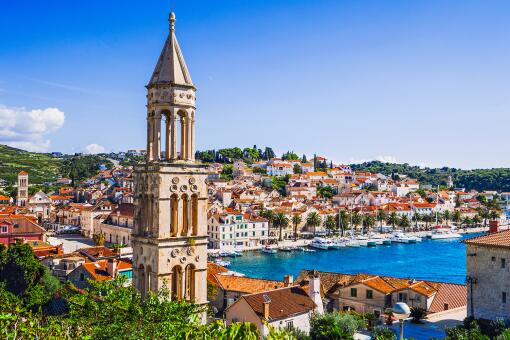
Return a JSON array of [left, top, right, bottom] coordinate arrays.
[[148, 11, 194, 87]]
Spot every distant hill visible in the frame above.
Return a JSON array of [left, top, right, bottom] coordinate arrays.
[[0, 144, 62, 185], [351, 161, 510, 192]]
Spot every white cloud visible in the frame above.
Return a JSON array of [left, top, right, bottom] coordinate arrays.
[[375, 155, 397, 163], [0, 105, 65, 152], [83, 143, 106, 154]]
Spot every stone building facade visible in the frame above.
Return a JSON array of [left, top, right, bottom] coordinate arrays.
[[464, 231, 510, 321], [131, 11, 208, 311]]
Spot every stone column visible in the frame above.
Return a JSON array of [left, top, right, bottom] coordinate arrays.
[[170, 111, 177, 160], [147, 117, 153, 161], [165, 114, 171, 160], [154, 115, 161, 160], [190, 113, 195, 161], [180, 115, 186, 160], [187, 196, 192, 236]]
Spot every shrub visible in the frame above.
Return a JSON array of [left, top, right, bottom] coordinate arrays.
[[373, 326, 397, 340], [310, 312, 365, 340], [410, 307, 427, 324]]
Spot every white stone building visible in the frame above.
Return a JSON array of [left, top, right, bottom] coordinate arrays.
[[208, 211, 268, 250]]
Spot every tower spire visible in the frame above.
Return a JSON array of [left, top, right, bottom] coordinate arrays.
[[169, 11, 175, 32]]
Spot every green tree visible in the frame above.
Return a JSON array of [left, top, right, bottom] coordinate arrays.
[[292, 214, 302, 241], [351, 212, 362, 231], [306, 212, 322, 236], [317, 186, 334, 200], [273, 213, 290, 241], [310, 312, 365, 340], [376, 210, 387, 233], [260, 209, 276, 239], [386, 212, 398, 229], [323, 215, 337, 236], [398, 215, 411, 233], [337, 210, 350, 237], [363, 215, 376, 234], [293, 164, 303, 174]]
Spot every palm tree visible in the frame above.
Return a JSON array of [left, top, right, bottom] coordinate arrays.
[[489, 210, 500, 221], [273, 213, 289, 241], [351, 212, 362, 232], [413, 212, 422, 231], [398, 215, 411, 233], [386, 212, 399, 229], [306, 212, 322, 236], [452, 210, 462, 227], [443, 210, 451, 226], [423, 213, 433, 230], [478, 208, 490, 228], [337, 210, 349, 237], [259, 208, 275, 240], [376, 209, 387, 233], [291, 214, 302, 241], [462, 216, 472, 229], [472, 214, 482, 227], [323, 215, 336, 236], [363, 215, 376, 234]]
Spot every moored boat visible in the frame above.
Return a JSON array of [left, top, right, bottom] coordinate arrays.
[[261, 245, 278, 253], [430, 229, 462, 239], [309, 237, 331, 250]]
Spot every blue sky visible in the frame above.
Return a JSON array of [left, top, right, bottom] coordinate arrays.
[[1, 0, 509, 169]]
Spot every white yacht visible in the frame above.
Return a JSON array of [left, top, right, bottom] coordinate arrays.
[[261, 245, 278, 253], [329, 239, 347, 249], [430, 229, 462, 239], [391, 232, 416, 244], [309, 237, 331, 250], [355, 235, 369, 247]]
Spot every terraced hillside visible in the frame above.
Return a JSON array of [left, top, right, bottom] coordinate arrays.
[[0, 144, 62, 185]]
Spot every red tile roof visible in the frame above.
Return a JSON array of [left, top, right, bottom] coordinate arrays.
[[240, 286, 315, 321], [428, 282, 467, 313], [463, 230, 510, 250]]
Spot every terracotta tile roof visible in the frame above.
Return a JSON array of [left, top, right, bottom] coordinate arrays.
[[18, 171, 28, 175], [111, 203, 134, 217], [78, 246, 117, 260], [207, 262, 229, 286], [82, 259, 132, 282], [0, 215, 45, 235], [240, 286, 315, 321], [215, 275, 285, 294], [463, 230, 510, 250], [428, 282, 467, 313]]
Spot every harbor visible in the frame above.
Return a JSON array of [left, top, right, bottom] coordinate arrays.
[[219, 232, 484, 284]]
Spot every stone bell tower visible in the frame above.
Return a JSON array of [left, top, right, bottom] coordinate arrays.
[[132, 11, 208, 310]]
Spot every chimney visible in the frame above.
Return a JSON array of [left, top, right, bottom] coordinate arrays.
[[284, 275, 294, 287], [107, 259, 118, 277], [263, 301, 270, 320], [308, 270, 324, 314]]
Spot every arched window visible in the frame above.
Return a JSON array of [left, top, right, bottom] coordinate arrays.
[[191, 194, 198, 236], [170, 194, 179, 236], [171, 266, 183, 301], [138, 264, 146, 298], [185, 264, 196, 301], [181, 194, 189, 236], [146, 266, 152, 293]]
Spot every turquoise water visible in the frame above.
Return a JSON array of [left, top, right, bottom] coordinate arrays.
[[228, 233, 483, 284]]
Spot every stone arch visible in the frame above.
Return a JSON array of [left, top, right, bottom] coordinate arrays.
[[170, 194, 179, 236], [177, 110, 188, 160], [171, 265, 183, 301], [191, 194, 198, 236], [185, 264, 196, 301], [181, 193, 189, 236]]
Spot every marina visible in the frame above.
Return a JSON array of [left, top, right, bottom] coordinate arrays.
[[225, 232, 483, 284]]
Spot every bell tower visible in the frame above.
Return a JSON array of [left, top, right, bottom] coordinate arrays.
[[132, 11, 208, 311]]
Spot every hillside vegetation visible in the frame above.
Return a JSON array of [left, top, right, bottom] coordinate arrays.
[[0, 145, 62, 185], [351, 161, 510, 192]]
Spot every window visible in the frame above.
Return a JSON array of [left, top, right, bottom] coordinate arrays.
[[415, 295, 421, 302], [366, 290, 373, 299], [492, 256, 496, 262], [502, 258, 506, 269], [398, 293, 407, 302], [351, 288, 357, 297], [503, 292, 507, 304], [80, 273, 85, 281], [286, 320, 294, 330], [0, 226, 7, 233]]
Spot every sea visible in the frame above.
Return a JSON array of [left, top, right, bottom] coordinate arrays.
[[227, 233, 483, 284]]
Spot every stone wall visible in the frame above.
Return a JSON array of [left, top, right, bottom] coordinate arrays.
[[466, 244, 510, 320]]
